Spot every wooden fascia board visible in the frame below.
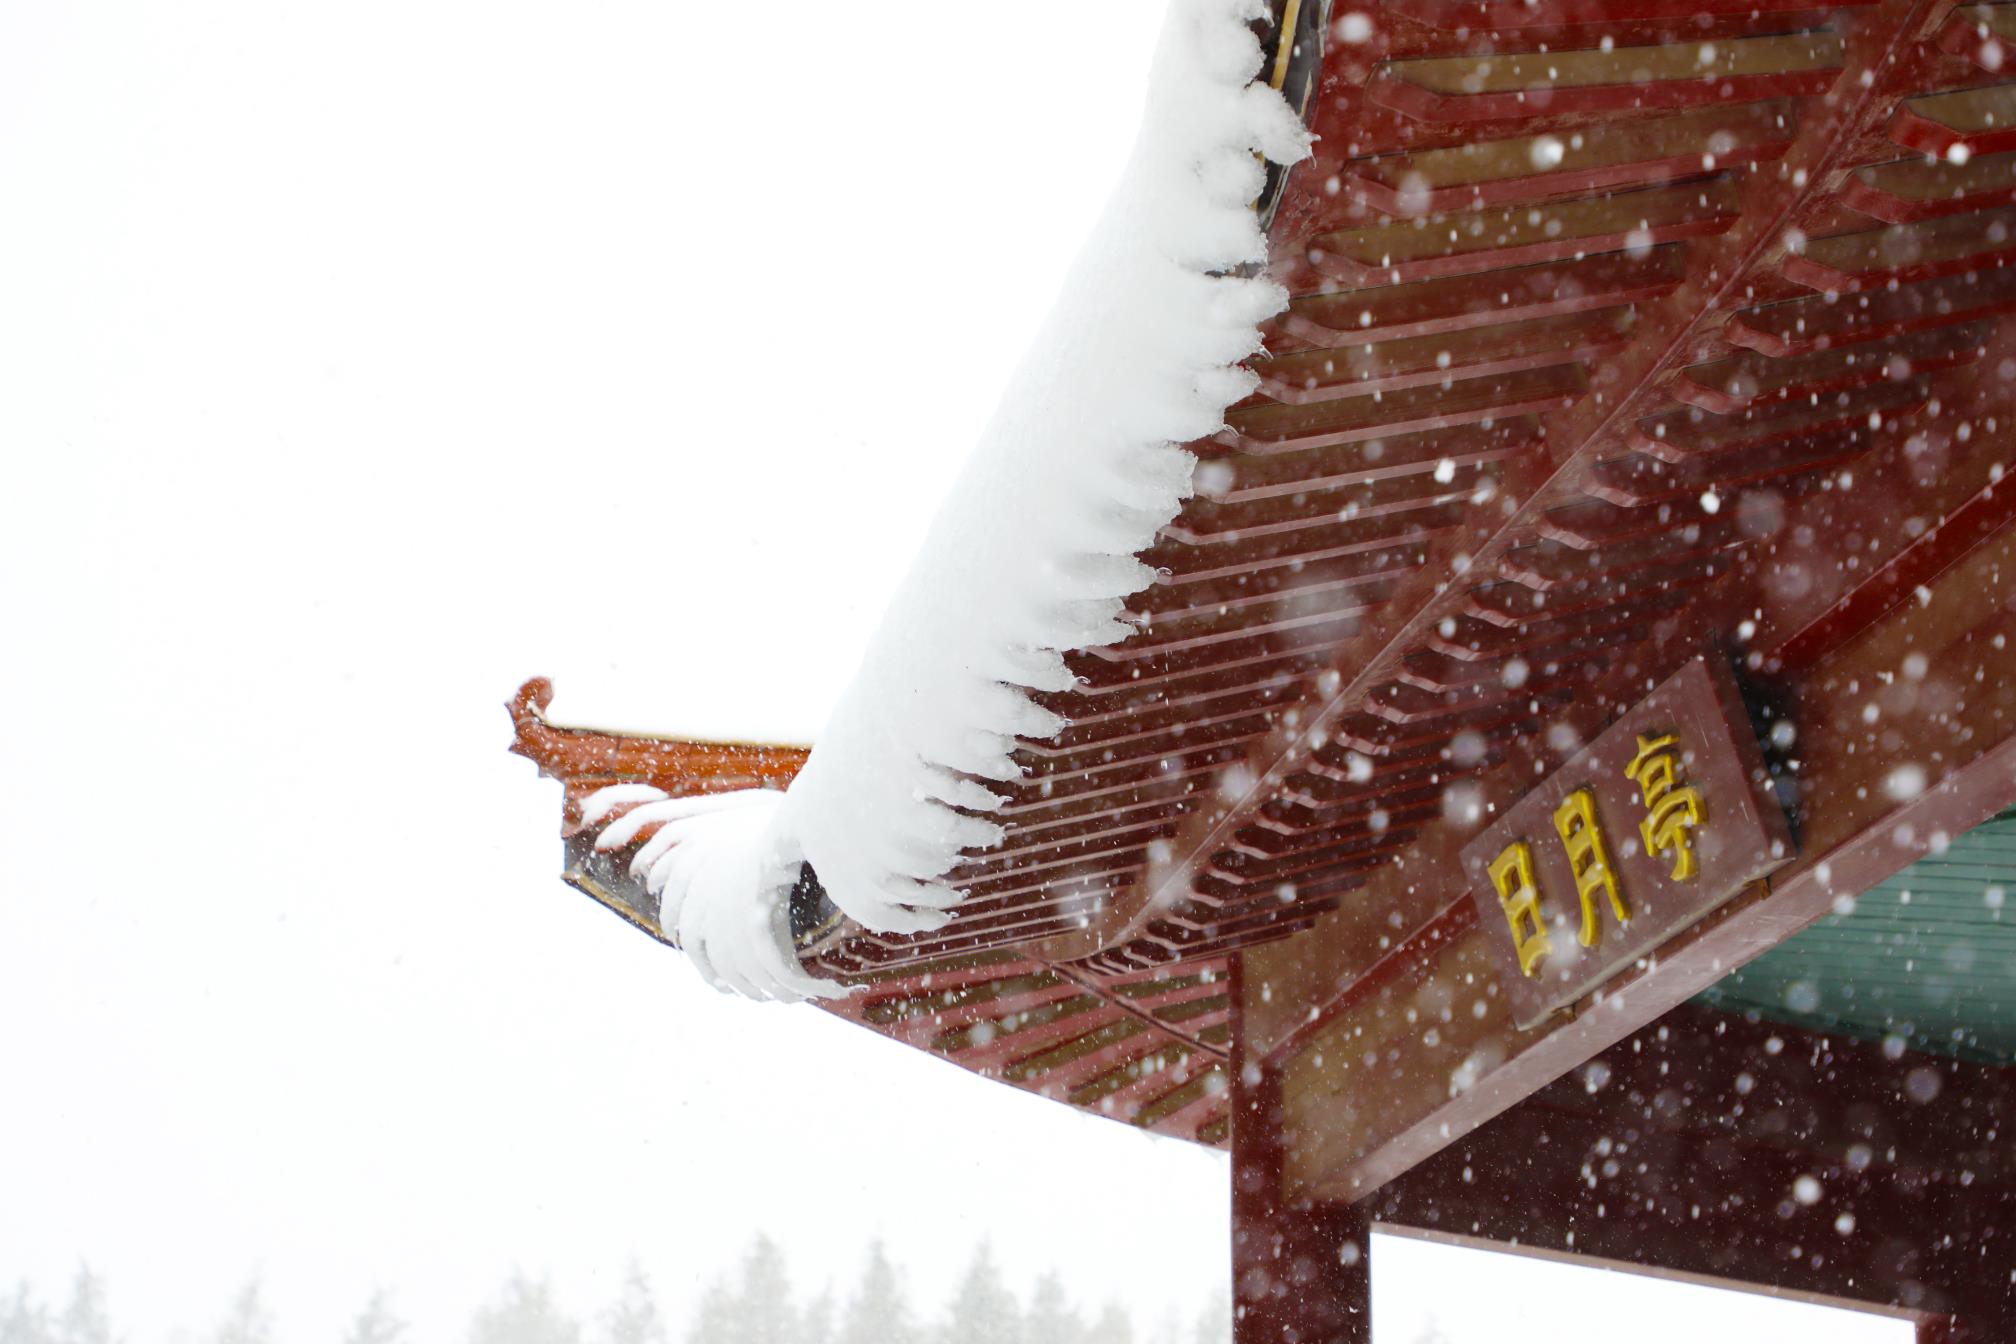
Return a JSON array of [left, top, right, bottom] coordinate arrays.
[[505, 676, 809, 835]]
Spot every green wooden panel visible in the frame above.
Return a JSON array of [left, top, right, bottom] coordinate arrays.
[[1695, 811, 2016, 1063]]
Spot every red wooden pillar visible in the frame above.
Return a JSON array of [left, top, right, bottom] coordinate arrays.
[[1231, 954, 1372, 1344]]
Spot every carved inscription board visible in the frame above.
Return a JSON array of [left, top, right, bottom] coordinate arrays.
[[1460, 657, 1795, 1028]]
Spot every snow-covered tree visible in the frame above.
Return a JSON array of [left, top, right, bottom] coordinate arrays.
[[469, 1273, 580, 1344], [600, 1265, 666, 1344], [211, 1280, 272, 1344], [729, 1236, 795, 1344], [54, 1268, 113, 1344], [683, 1282, 735, 1344], [1, 1283, 53, 1344], [1023, 1272, 1081, 1344], [837, 1241, 914, 1344], [1190, 1286, 1231, 1344], [684, 1237, 798, 1344], [794, 1289, 833, 1344], [940, 1244, 1022, 1344], [1084, 1301, 1133, 1344], [341, 1291, 406, 1344]]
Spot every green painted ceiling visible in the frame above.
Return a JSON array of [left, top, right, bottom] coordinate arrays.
[[1696, 811, 2016, 1065]]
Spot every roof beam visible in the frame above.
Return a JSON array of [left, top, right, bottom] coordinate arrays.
[[1245, 495, 2016, 1196]]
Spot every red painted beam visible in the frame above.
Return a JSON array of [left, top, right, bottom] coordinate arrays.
[[1769, 467, 2016, 672]]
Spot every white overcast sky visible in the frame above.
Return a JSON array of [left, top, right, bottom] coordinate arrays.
[[0, 3, 1907, 1341]]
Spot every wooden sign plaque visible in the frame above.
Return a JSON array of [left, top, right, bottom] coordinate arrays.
[[1459, 657, 1796, 1029]]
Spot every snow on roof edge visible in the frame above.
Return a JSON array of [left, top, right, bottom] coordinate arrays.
[[588, 0, 1311, 1001]]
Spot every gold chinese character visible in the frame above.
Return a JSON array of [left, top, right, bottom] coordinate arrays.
[[1554, 788, 1629, 947], [1488, 841, 1551, 977], [1624, 732, 1708, 882]]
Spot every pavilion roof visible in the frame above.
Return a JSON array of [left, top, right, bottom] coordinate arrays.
[[517, 0, 2016, 1144]]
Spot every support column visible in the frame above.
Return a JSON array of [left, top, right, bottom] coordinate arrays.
[[1232, 954, 1371, 1344]]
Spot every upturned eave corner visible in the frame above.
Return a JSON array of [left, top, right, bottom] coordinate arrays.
[[505, 675, 811, 836], [504, 675, 565, 780]]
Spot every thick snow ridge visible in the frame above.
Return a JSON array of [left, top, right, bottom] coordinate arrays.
[[591, 0, 1310, 1000]]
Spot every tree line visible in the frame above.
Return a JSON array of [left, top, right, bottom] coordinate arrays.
[[1, 1241, 1234, 1344]]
